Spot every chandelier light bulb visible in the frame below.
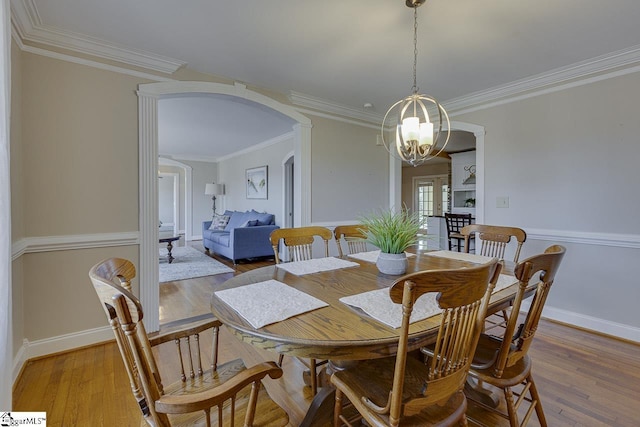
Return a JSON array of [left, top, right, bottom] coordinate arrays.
[[419, 122, 433, 147]]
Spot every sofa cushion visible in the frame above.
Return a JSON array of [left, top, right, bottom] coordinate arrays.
[[248, 210, 275, 226], [224, 211, 249, 232], [239, 219, 259, 228], [209, 231, 231, 246], [209, 215, 230, 230]]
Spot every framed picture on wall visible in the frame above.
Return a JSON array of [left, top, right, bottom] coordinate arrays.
[[246, 165, 268, 199]]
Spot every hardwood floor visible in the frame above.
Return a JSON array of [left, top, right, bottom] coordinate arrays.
[[13, 244, 640, 426]]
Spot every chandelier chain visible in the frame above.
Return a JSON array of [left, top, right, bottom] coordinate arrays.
[[412, 6, 418, 94]]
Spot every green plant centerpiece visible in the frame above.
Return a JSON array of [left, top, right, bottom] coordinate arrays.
[[360, 208, 421, 275]]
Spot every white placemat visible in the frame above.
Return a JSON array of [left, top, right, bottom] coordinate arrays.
[[214, 279, 329, 329], [339, 274, 518, 329], [347, 250, 416, 263], [340, 289, 440, 328], [425, 250, 494, 264], [494, 273, 519, 293], [275, 257, 360, 276]]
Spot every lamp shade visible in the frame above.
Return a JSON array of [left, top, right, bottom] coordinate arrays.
[[205, 183, 224, 196]]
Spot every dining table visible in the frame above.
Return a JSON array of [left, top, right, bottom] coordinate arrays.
[[210, 250, 520, 426]]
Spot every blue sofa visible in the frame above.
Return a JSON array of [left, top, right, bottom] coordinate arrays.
[[202, 210, 279, 264]]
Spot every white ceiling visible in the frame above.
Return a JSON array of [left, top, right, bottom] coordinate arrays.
[[13, 0, 640, 160]]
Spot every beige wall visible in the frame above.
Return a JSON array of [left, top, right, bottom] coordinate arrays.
[[14, 51, 148, 344], [456, 71, 640, 329], [23, 246, 140, 341], [21, 53, 142, 236], [309, 115, 388, 222]]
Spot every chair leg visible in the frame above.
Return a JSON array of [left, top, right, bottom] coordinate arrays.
[[528, 374, 548, 427], [310, 358, 318, 396], [334, 388, 344, 427], [503, 386, 519, 427]]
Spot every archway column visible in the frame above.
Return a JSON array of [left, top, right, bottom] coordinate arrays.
[[294, 122, 312, 226], [138, 91, 160, 332]]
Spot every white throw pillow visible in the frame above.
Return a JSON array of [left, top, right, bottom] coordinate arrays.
[[209, 215, 230, 230]]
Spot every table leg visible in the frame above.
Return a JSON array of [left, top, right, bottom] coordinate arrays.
[[299, 360, 359, 427], [300, 386, 336, 427], [166, 241, 174, 264]]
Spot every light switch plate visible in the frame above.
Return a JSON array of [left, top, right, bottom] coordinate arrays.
[[496, 196, 509, 208]]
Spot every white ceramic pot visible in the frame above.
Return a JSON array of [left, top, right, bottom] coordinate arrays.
[[376, 252, 408, 275]]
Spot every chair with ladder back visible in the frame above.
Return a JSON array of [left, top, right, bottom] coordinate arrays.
[[331, 259, 502, 427], [269, 226, 334, 395], [89, 257, 289, 427], [461, 224, 527, 333], [334, 224, 369, 258], [466, 245, 566, 427]]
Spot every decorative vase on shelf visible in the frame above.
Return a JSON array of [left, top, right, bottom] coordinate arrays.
[[376, 252, 409, 275], [360, 207, 421, 276]]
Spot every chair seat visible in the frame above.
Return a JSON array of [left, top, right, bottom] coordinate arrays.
[[150, 358, 289, 427], [469, 352, 533, 389], [331, 356, 467, 426]]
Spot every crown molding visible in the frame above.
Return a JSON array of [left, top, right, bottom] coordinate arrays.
[[216, 131, 295, 163], [291, 41, 640, 123], [160, 153, 220, 163], [444, 44, 640, 115], [289, 91, 384, 125], [10, 0, 186, 74]]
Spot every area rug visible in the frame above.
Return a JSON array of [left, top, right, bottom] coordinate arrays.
[[159, 246, 234, 282]]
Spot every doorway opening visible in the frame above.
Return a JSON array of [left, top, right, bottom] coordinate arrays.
[[283, 154, 295, 228]]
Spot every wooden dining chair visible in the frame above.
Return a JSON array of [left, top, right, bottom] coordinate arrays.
[[461, 224, 527, 333], [461, 224, 527, 262], [89, 258, 289, 427], [331, 259, 502, 427], [333, 224, 368, 258], [269, 226, 333, 395], [445, 213, 474, 252], [466, 245, 566, 427], [269, 226, 333, 264]]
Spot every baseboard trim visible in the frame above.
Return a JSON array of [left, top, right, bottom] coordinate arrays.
[[520, 301, 640, 343], [13, 325, 114, 386], [12, 340, 27, 385], [25, 325, 113, 360]]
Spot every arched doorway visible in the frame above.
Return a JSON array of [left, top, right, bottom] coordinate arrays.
[[137, 81, 311, 331], [158, 157, 193, 240], [389, 120, 486, 224]]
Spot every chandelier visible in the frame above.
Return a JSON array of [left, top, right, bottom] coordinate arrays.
[[381, 0, 450, 167]]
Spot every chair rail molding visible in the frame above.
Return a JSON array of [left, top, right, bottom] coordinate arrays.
[[526, 228, 640, 249], [11, 232, 139, 260]]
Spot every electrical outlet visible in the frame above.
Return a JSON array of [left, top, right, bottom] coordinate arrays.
[[496, 196, 509, 208]]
